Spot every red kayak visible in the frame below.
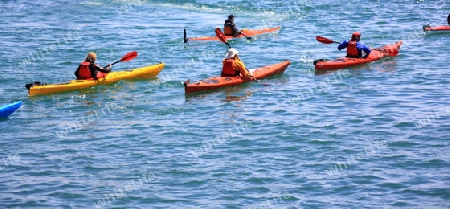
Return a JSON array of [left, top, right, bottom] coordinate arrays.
[[184, 60, 290, 94], [423, 24, 450, 31], [314, 41, 402, 71], [184, 26, 280, 43]]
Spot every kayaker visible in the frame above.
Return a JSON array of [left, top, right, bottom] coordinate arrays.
[[224, 14, 240, 37], [338, 32, 372, 58], [447, 14, 450, 25], [75, 52, 112, 80], [221, 48, 251, 78]]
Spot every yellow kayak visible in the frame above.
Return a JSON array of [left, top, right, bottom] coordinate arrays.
[[26, 63, 165, 96]]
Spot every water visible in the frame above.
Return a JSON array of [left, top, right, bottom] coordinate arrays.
[[1, 0, 449, 208]]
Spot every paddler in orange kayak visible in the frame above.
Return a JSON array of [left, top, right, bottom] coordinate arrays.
[[447, 14, 450, 25], [338, 32, 372, 58], [221, 48, 251, 78], [74, 52, 112, 80], [224, 14, 241, 37]]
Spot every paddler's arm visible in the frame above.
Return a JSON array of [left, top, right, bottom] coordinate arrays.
[[231, 21, 240, 36], [97, 64, 112, 73], [337, 40, 348, 50], [358, 42, 372, 58], [234, 59, 251, 78]]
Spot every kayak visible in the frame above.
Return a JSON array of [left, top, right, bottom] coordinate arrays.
[[0, 101, 22, 118], [314, 41, 402, 71], [423, 24, 450, 31], [184, 60, 290, 94], [184, 26, 281, 43], [26, 63, 165, 96]]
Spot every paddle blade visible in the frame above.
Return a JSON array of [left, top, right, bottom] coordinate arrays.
[[316, 36, 336, 44], [215, 28, 228, 44], [120, 51, 138, 62]]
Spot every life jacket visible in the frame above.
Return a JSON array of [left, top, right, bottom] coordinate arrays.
[[221, 58, 239, 76], [224, 19, 234, 36], [347, 41, 361, 58], [77, 62, 92, 79]]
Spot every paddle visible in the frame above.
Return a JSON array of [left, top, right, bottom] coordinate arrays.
[[215, 28, 257, 82], [184, 28, 188, 43], [316, 36, 341, 44], [239, 31, 253, 40], [111, 51, 138, 65]]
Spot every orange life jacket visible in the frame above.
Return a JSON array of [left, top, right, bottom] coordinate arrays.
[[224, 19, 234, 36], [224, 26, 233, 36], [221, 58, 239, 76], [78, 62, 92, 79], [347, 41, 361, 58]]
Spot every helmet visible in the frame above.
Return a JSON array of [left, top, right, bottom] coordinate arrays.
[[351, 32, 361, 41], [225, 48, 239, 59], [228, 14, 235, 19]]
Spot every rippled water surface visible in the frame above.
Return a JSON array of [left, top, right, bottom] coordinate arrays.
[[1, 0, 449, 208]]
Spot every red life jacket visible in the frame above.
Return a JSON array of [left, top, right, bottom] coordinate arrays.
[[347, 41, 361, 58], [78, 62, 92, 79], [224, 19, 235, 36], [221, 59, 239, 76], [224, 26, 233, 36]]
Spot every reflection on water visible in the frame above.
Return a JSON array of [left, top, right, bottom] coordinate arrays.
[[222, 90, 253, 102], [370, 60, 398, 74]]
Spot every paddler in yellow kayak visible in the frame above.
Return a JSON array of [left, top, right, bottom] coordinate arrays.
[[224, 14, 241, 37], [221, 48, 251, 79], [74, 52, 112, 80]]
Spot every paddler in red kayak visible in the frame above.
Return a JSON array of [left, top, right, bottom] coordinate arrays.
[[224, 14, 241, 37], [75, 52, 112, 80], [447, 14, 450, 25], [338, 32, 372, 58], [221, 48, 251, 78]]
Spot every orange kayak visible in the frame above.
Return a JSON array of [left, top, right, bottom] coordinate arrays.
[[423, 24, 450, 31], [184, 60, 290, 94], [314, 41, 402, 71], [184, 26, 280, 43]]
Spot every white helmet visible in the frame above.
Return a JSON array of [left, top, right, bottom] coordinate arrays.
[[225, 48, 239, 59]]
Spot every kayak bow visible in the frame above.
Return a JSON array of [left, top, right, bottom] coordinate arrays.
[[423, 24, 450, 31], [0, 101, 22, 118]]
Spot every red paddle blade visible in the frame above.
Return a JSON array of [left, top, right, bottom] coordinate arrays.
[[120, 51, 138, 62], [215, 28, 228, 44], [316, 36, 335, 44]]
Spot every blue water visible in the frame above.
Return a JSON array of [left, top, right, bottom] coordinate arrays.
[[1, 0, 450, 208]]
